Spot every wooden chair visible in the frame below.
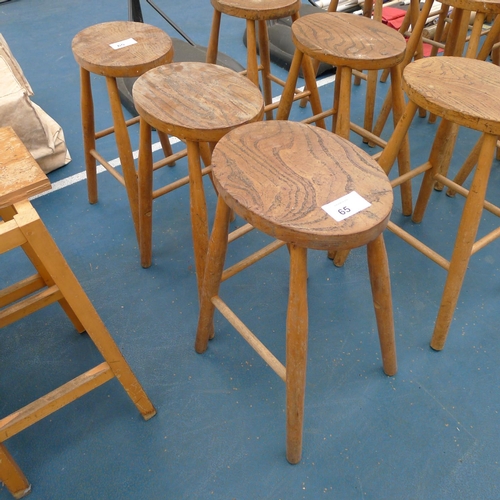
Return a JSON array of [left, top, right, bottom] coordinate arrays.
[[0, 127, 156, 499], [132, 62, 264, 290], [377, 56, 500, 350], [206, 0, 302, 119], [71, 21, 175, 243], [195, 120, 397, 464]]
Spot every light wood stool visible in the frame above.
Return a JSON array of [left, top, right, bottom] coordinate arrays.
[[206, 0, 301, 119], [72, 21, 174, 242], [132, 62, 264, 286], [0, 127, 156, 499], [378, 56, 500, 350], [195, 120, 397, 464]]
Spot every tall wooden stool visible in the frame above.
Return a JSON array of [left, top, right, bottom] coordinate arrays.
[[195, 120, 397, 464], [0, 127, 156, 499], [206, 0, 301, 119], [276, 12, 412, 217], [72, 21, 174, 242], [377, 57, 500, 350], [132, 62, 264, 286]]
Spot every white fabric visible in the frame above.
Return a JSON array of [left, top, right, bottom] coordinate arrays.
[[0, 33, 71, 173]]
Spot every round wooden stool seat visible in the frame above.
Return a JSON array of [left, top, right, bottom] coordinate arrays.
[[212, 120, 393, 250], [211, 0, 301, 20], [291, 12, 406, 71], [132, 61, 264, 283], [133, 62, 264, 143], [72, 21, 173, 78], [403, 57, 500, 135], [196, 120, 397, 464]]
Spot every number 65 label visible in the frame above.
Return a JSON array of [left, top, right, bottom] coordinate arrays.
[[322, 191, 371, 222]]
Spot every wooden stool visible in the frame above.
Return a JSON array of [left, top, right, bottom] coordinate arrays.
[[276, 12, 412, 218], [72, 21, 174, 242], [195, 120, 397, 464], [0, 127, 156, 499], [206, 0, 301, 119], [377, 56, 500, 350], [132, 62, 264, 286]]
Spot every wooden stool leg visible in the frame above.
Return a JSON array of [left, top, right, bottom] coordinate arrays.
[[430, 133, 497, 350], [206, 9, 222, 64], [105, 76, 140, 242], [186, 141, 210, 299], [138, 118, 154, 268], [390, 65, 413, 216], [276, 49, 303, 121], [412, 118, 458, 223], [195, 197, 232, 353], [0, 444, 31, 499], [335, 66, 353, 140], [447, 135, 483, 197], [157, 131, 176, 167], [80, 67, 97, 204], [258, 19, 274, 120], [15, 202, 156, 419], [246, 20, 260, 88], [367, 234, 397, 376], [286, 244, 308, 465], [363, 69, 378, 144]]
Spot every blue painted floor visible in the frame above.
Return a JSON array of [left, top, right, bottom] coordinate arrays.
[[1, 0, 500, 498]]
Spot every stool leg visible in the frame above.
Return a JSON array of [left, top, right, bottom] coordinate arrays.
[[412, 118, 458, 223], [246, 20, 260, 89], [0, 444, 31, 499], [106, 76, 140, 242], [80, 67, 97, 204], [430, 133, 497, 350], [15, 202, 156, 419], [390, 65, 413, 216], [367, 234, 397, 376], [186, 141, 210, 299], [195, 197, 232, 353], [138, 118, 153, 268], [276, 49, 304, 121], [335, 66, 353, 140], [286, 244, 308, 465], [258, 19, 274, 120], [206, 9, 222, 64]]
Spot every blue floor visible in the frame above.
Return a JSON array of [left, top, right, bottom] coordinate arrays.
[[1, 0, 500, 498]]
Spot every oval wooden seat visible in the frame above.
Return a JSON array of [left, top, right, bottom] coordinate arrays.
[[212, 120, 393, 250], [133, 62, 264, 143], [196, 120, 396, 464], [291, 12, 406, 71], [132, 61, 264, 284], [207, 0, 302, 119], [72, 21, 173, 78], [71, 21, 174, 249], [212, 0, 301, 20], [403, 57, 500, 136]]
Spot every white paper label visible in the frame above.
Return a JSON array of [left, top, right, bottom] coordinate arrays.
[[110, 38, 137, 50], [322, 191, 371, 222]]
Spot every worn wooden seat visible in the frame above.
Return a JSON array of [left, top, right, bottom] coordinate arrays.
[[195, 120, 397, 464], [206, 0, 302, 119], [0, 127, 156, 499], [378, 56, 500, 350], [132, 62, 264, 288], [71, 21, 174, 242]]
